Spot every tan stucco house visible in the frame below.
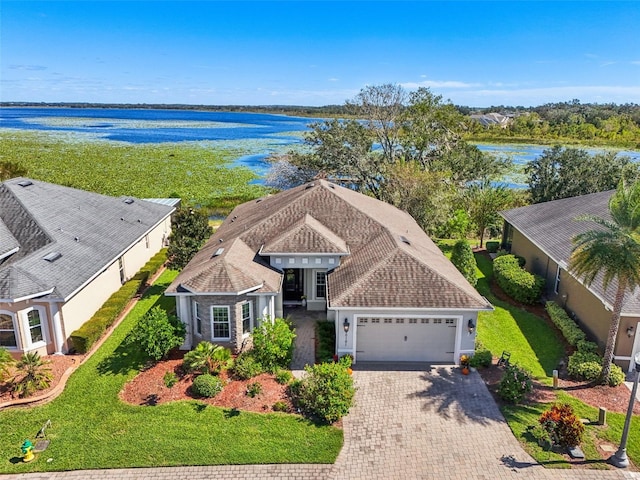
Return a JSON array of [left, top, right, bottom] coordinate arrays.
[[501, 190, 640, 372], [0, 178, 175, 356], [166, 180, 492, 364]]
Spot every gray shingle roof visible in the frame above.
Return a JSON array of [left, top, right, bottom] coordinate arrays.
[[0, 178, 174, 301], [500, 190, 640, 315], [168, 180, 491, 311]]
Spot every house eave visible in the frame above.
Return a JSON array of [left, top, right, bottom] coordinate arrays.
[[165, 284, 264, 297], [0, 287, 56, 304]]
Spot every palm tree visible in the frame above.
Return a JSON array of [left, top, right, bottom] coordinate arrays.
[[12, 352, 53, 397], [570, 180, 640, 384], [183, 341, 232, 375]]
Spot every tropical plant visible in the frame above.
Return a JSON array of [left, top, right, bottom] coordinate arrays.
[[232, 350, 265, 380], [246, 381, 262, 398], [538, 403, 585, 448], [127, 306, 186, 361], [11, 352, 53, 398], [569, 180, 640, 384], [183, 341, 232, 375], [252, 318, 296, 371], [163, 371, 178, 388], [0, 347, 15, 381]]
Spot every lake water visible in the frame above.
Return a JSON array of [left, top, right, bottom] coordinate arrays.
[[2, 107, 639, 186]]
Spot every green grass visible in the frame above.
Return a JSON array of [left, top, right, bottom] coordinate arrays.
[[0, 130, 267, 214], [474, 253, 564, 383], [0, 270, 342, 473], [502, 391, 640, 469]]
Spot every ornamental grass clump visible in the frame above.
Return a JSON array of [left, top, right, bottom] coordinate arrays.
[[538, 403, 585, 448], [498, 363, 533, 404]]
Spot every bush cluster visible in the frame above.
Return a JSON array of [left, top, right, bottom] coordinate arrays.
[[469, 346, 492, 368], [252, 318, 296, 372], [568, 350, 625, 386], [498, 363, 533, 404], [192, 373, 225, 398], [486, 241, 500, 253], [127, 307, 186, 361], [493, 255, 545, 304], [538, 403, 585, 448], [315, 321, 336, 363], [232, 351, 265, 380], [292, 361, 355, 424], [70, 249, 167, 353], [545, 302, 586, 346], [450, 239, 477, 287]]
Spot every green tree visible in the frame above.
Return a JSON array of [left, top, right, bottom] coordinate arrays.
[[11, 352, 53, 398], [128, 306, 186, 361], [465, 182, 513, 248], [569, 180, 640, 384], [450, 240, 477, 286], [526, 146, 638, 204], [167, 207, 213, 270], [252, 318, 296, 371]]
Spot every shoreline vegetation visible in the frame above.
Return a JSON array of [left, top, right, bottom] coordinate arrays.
[[3, 101, 640, 149]]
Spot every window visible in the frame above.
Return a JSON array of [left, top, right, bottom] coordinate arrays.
[[26, 309, 44, 344], [554, 266, 562, 294], [242, 302, 252, 335], [211, 306, 230, 340], [315, 271, 327, 299], [0, 313, 17, 348], [193, 301, 202, 336]]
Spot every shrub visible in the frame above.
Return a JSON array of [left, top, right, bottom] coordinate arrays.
[[315, 321, 336, 363], [539, 403, 585, 448], [450, 239, 477, 287], [192, 374, 224, 398], [293, 361, 355, 424], [274, 368, 293, 385], [0, 347, 15, 381], [486, 241, 500, 253], [609, 364, 626, 387], [246, 381, 262, 397], [272, 400, 289, 412], [127, 306, 186, 361], [233, 351, 265, 380], [69, 250, 167, 353], [11, 352, 53, 398], [576, 340, 599, 354], [183, 341, 232, 375], [567, 350, 601, 380], [498, 363, 533, 404], [252, 318, 296, 371], [163, 371, 178, 388], [469, 348, 492, 368], [545, 302, 586, 346], [493, 255, 545, 304]]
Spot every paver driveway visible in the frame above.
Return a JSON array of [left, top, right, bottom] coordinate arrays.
[[3, 366, 639, 480]]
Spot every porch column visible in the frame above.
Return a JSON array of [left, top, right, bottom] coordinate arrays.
[[50, 303, 65, 355], [177, 296, 192, 350]]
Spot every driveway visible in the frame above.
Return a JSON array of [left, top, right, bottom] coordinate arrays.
[[3, 366, 639, 480]]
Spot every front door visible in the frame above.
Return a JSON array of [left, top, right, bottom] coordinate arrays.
[[283, 269, 304, 303]]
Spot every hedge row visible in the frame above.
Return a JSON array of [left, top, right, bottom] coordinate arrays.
[[545, 301, 587, 346], [493, 255, 545, 304], [568, 350, 625, 386], [70, 249, 167, 353]]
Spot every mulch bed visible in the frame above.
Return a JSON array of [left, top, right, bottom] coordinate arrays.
[[119, 350, 294, 414]]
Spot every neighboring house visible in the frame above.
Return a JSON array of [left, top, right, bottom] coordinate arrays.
[[0, 178, 175, 356], [166, 180, 492, 364], [501, 190, 640, 372]]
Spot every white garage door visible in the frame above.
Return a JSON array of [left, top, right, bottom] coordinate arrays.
[[356, 317, 457, 362]]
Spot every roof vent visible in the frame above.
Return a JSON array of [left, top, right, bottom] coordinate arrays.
[[213, 247, 224, 257], [256, 198, 263, 203], [74, 237, 79, 242], [305, 183, 315, 190], [124, 198, 134, 204], [328, 183, 335, 189], [400, 236, 411, 245], [18, 180, 34, 187], [43, 252, 62, 262], [219, 238, 223, 243]]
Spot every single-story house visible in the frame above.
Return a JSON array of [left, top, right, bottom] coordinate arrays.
[[501, 190, 640, 372], [0, 178, 175, 356], [166, 180, 492, 364]]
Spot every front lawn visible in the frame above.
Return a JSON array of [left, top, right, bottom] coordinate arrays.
[[474, 253, 564, 383], [0, 270, 342, 473]]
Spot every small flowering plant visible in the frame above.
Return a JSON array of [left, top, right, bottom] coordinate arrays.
[[459, 354, 471, 367]]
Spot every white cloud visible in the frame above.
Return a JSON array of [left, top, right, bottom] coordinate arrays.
[[327, 77, 339, 82]]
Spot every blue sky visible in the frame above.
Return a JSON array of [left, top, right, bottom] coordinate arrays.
[[2, 1, 639, 107]]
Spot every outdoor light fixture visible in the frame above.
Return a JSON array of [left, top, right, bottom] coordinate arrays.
[[609, 350, 640, 468], [627, 326, 635, 338], [467, 319, 476, 334], [343, 318, 350, 334]]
